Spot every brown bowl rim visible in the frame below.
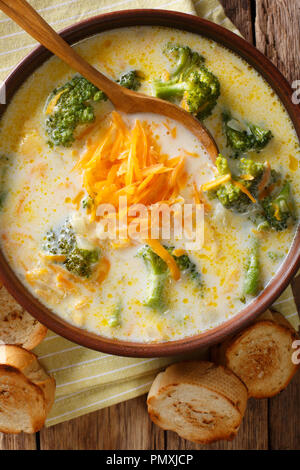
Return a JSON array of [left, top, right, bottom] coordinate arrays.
[[0, 9, 299, 357]]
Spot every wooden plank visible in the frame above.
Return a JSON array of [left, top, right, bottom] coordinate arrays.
[[40, 395, 165, 450], [219, 0, 254, 42], [255, 1, 300, 450], [269, 372, 300, 450], [270, 272, 300, 450], [291, 276, 300, 319], [255, 0, 300, 83], [0, 432, 36, 450], [165, 398, 268, 450]]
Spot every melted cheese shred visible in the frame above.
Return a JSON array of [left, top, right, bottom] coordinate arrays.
[[75, 112, 188, 251], [146, 239, 180, 281], [75, 112, 187, 212]]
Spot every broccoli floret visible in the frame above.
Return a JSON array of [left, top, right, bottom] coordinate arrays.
[[261, 181, 296, 231], [137, 242, 206, 310], [193, 67, 220, 120], [215, 181, 251, 213], [137, 244, 204, 311], [46, 70, 142, 148], [223, 112, 273, 156], [216, 154, 231, 175], [249, 124, 273, 151], [209, 153, 296, 231], [43, 220, 100, 278], [116, 70, 142, 91], [45, 76, 107, 147], [153, 43, 220, 120], [169, 249, 203, 289], [64, 249, 99, 278], [209, 156, 264, 213], [239, 157, 265, 197], [222, 112, 253, 154], [164, 43, 205, 78], [209, 155, 268, 213], [137, 245, 169, 311], [209, 154, 251, 213], [239, 158, 264, 178], [246, 169, 291, 231]]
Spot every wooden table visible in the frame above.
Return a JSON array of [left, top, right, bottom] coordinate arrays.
[[1, 0, 299, 450]]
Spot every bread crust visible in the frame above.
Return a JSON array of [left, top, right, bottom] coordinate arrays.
[[22, 323, 48, 351], [0, 345, 56, 433], [0, 285, 47, 350], [0, 365, 46, 433], [211, 310, 300, 398], [147, 361, 248, 444]]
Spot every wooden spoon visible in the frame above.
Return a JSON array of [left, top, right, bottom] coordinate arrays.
[[0, 0, 218, 161]]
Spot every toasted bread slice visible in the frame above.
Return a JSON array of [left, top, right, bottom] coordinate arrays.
[[0, 345, 56, 413], [211, 310, 300, 398], [0, 345, 56, 433], [0, 285, 47, 350], [0, 365, 46, 433], [147, 361, 248, 444]]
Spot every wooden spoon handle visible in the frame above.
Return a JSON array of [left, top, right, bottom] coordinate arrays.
[[0, 0, 128, 106]]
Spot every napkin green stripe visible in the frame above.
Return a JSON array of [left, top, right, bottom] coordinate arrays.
[[46, 375, 156, 425]]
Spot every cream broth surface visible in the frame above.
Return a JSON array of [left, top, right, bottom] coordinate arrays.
[[0, 26, 299, 343]]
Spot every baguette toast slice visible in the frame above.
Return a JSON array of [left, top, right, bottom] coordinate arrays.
[[147, 361, 248, 444], [211, 310, 300, 398], [0, 365, 46, 433], [0, 345, 56, 433], [0, 285, 47, 350]]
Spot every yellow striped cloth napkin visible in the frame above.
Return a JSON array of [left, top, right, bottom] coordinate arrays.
[[0, 0, 299, 426]]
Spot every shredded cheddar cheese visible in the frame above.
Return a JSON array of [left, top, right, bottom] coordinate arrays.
[[95, 257, 110, 284], [259, 182, 276, 201], [72, 191, 85, 210], [146, 238, 180, 281], [201, 174, 231, 192], [172, 248, 186, 257], [45, 90, 67, 115], [163, 120, 177, 139], [25, 268, 48, 285], [42, 254, 67, 262], [193, 182, 211, 212], [233, 180, 257, 203], [258, 161, 271, 197], [274, 203, 281, 220], [56, 273, 75, 290], [240, 174, 255, 181], [74, 112, 187, 241]]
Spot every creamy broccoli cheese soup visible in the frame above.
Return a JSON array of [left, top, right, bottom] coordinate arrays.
[[0, 27, 299, 343]]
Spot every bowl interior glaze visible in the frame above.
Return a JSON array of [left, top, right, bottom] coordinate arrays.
[[0, 10, 299, 357]]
